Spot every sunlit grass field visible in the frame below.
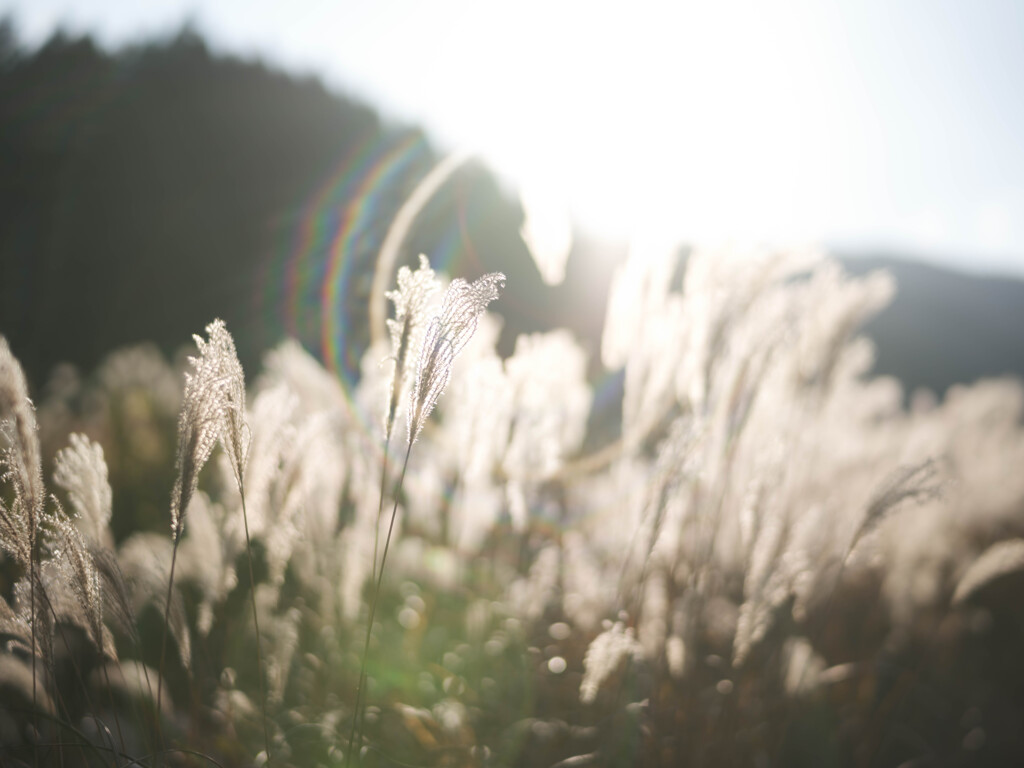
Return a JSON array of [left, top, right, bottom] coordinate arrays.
[[3, 194, 1024, 768]]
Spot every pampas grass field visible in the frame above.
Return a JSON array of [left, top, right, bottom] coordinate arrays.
[[3, 194, 1024, 768]]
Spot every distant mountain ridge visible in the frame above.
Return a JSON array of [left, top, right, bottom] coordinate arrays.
[[838, 255, 1024, 397]]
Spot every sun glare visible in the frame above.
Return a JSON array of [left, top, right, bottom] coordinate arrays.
[[446, 1, 848, 251]]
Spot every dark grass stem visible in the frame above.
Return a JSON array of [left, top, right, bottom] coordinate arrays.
[[237, 485, 272, 764], [156, 533, 180, 760], [31, 709, 228, 768], [30, 554, 39, 768], [371, 428, 393, 586], [346, 439, 414, 768], [347, 404, 395, 765], [119, 618, 159, 756], [100, 662, 128, 761]]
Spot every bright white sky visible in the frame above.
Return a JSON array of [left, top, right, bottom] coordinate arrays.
[[4, 0, 1024, 276]]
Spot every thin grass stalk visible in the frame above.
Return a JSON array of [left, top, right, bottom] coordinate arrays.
[[346, 440, 414, 767], [345, 395, 396, 767], [119, 610, 159, 755], [89, 548, 156, 751], [48, 540, 128, 762], [349, 332, 403, 764], [371, 422, 394, 585], [99, 662, 127, 761], [33, 708, 230, 768], [237, 486, 271, 763], [155, 532, 180, 757], [30, 550, 40, 768], [26, 577, 66, 768]]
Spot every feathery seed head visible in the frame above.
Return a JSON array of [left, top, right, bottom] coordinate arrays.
[[384, 255, 440, 439], [202, 319, 249, 490], [53, 433, 113, 547], [407, 271, 505, 444], [44, 497, 105, 652], [386, 254, 439, 354], [850, 457, 942, 555], [580, 622, 642, 704], [0, 336, 44, 535], [0, 457, 32, 568], [171, 319, 248, 540]]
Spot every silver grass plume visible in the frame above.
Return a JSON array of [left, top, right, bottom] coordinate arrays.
[[408, 272, 506, 444], [171, 319, 248, 540], [192, 320, 267, 759], [349, 270, 504, 765], [216, 325, 250, 492], [173, 319, 263, 753], [231, 384, 298, 536], [0, 437, 33, 568], [43, 497, 108, 656], [579, 621, 642, 704], [12, 572, 53, 662], [0, 336, 44, 566], [162, 320, 245, 720], [0, 595, 30, 646], [953, 539, 1024, 605], [53, 433, 112, 547], [502, 330, 592, 482], [848, 457, 942, 558], [0, 337, 47, 718], [385, 254, 439, 441], [266, 607, 302, 704], [52, 433, 137, 654]]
